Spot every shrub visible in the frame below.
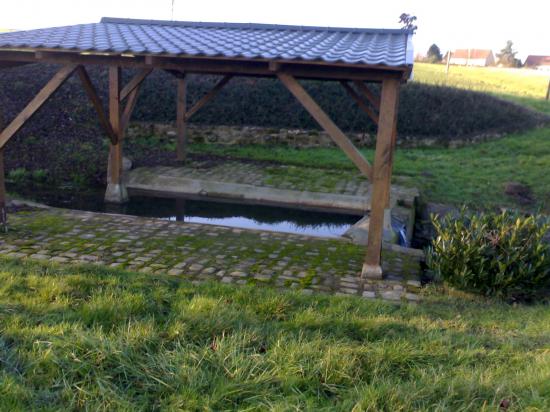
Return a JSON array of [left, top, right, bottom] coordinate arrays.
[[427, 209, 550, 301]]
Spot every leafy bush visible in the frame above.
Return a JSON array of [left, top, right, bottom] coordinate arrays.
[[427, 209, 550, 301]]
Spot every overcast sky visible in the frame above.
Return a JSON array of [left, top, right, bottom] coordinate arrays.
[[1, 0, 548, 60]]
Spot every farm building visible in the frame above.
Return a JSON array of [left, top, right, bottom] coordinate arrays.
[[524, 55, 550, 71], [448, 49, 495, 66]]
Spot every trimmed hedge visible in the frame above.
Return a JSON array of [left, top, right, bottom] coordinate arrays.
[[0, 64, 547, 186], [1, 64, 547, 138]]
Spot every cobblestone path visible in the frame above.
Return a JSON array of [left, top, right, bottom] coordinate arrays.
[[0, 207, 422, 302]]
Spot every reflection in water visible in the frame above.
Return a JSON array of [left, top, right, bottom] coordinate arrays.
[[11, 186, 360, 238]]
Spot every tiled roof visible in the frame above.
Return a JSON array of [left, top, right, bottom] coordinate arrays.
[[451, 49, 493, 59], [0, 17, 414, 68], [524, 55, 550, 67]]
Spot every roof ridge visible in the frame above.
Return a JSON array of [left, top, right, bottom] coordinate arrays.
[[99, 17, 413, 35]]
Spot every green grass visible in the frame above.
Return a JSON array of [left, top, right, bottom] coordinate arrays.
[[0, 257, 549, 411], [190, 127, 550, 210], [413, 62, 550, 115]]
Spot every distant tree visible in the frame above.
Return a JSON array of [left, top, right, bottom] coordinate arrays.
[[426, 44, 443, 63], [497, 40, 521, 67], [399, 13, 418, 34]]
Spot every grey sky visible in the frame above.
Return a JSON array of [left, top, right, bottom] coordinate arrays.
[[0, 0, 548, 60]]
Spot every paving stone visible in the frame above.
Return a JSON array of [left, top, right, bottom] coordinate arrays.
[[3, 207, 423, 303], [30, 254, 50, 260], [168, 268, 183, 276], [50, 256, 69, 263]]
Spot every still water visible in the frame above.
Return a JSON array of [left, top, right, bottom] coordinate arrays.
[[12, 186, 360, 238]]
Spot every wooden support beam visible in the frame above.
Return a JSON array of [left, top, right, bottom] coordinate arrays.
[[120, 86, 140, 134], [0, 64, 77, 149], [105, 66, 128, 203], [353, 81, 381, 110], [184, 75, 232, 121], [0, 149, 6, 232], [76, 66, 117, 144], [363, 78, 400, 278], [340, 81, 379, 125], [176, 75, 188, 161], [278, 72, 372, 179], [120, 68, 152, 101]]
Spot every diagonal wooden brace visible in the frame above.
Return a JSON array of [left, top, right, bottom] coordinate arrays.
[[185, 75, 233, 121], [340, 81, 379, 125], [278, 72, 372, 179], [76, 66, 117, 144], [120, 68, 152, 101], [353, 81, 381, 110], [0, 64, 77, 149]]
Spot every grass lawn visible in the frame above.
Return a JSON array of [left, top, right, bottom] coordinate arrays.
[[187, 126, 550, 210], [0, 257, 549, 411], [413, 62, 550, 115]]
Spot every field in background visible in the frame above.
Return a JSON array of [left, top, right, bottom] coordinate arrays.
[[413, 62, 550, 115]]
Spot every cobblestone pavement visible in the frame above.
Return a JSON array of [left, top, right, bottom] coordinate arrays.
[[137, 160, 417, 203], [0, 207, 422, 302]]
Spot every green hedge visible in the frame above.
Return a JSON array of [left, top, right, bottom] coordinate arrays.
[[0, 64, 547, 187], [1, 64, 547, 139]]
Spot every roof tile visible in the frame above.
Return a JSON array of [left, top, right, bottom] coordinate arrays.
[[0, 17, 413, 67]]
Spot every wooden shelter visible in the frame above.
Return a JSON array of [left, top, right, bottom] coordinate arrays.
[[0, 18, 414, 278]]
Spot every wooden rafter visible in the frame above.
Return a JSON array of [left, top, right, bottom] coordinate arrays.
[[185, 75, 232, 121], [0, 64, 77, 149], [353, 81, 381, 110], [340, 81, 379, 125], [278, 72, 372, 179], [363, 78, 400, 277], [120, 68, 152, 101], [76, 65, 117, 144]]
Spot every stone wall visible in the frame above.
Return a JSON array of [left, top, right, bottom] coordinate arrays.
[[127, 122, 500, 149]]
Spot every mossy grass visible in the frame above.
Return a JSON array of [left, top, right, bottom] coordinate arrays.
[[0, 257, 548, 410]]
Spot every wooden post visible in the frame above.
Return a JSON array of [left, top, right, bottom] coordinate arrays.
[[105, 66, 128, 203], [362, 78, 400, 279], [176, 74, 187, 161], [0, 149, 6, 232]]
